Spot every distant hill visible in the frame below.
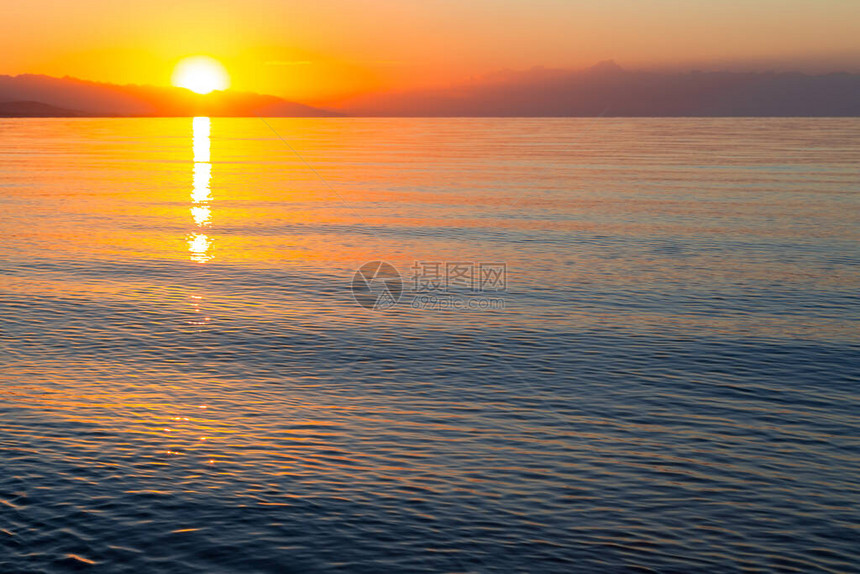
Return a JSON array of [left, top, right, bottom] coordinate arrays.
[[341, 62, 860, 117], [0, 100, 84, 117], [0, 75, 339, 117]]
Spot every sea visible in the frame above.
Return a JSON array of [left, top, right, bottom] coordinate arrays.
[[1, 118, 859, 573]]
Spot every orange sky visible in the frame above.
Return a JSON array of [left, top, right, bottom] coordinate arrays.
[[4, 0, 860, 103]]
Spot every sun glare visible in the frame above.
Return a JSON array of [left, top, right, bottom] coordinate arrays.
[[172, 56, 230, 94]]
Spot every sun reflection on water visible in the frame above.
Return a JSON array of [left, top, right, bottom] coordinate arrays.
[[192, 163, 212, 203], [191, 205, 211, 227], [189, 117, 212, 262], [187, 232, 212, 263], [192, 116, 210, 161]]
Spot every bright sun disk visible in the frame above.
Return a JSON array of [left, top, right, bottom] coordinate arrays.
[[172, 56, 230, 94]]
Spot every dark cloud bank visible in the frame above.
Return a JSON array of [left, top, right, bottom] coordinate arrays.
[[343, 61, 860, 116]]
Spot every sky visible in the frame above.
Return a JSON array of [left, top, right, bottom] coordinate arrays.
[[4, 0, 860, 103]]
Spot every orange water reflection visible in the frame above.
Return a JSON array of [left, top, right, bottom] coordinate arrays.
[[0, 118, 855, 342]]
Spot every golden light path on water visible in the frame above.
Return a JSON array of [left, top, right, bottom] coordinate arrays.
[[188, 117, 213, 330], [189, 117, 212, 263]]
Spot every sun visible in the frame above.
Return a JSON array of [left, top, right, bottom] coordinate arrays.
[[172, 56, 230, 94]]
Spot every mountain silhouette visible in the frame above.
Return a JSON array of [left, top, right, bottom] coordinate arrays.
[[0, 100, 83, 117], [0, 75, 338, 117], [4, 67, 860, 117]]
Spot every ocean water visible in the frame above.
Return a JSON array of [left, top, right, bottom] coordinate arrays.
[[1, 117, 859, 573]]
